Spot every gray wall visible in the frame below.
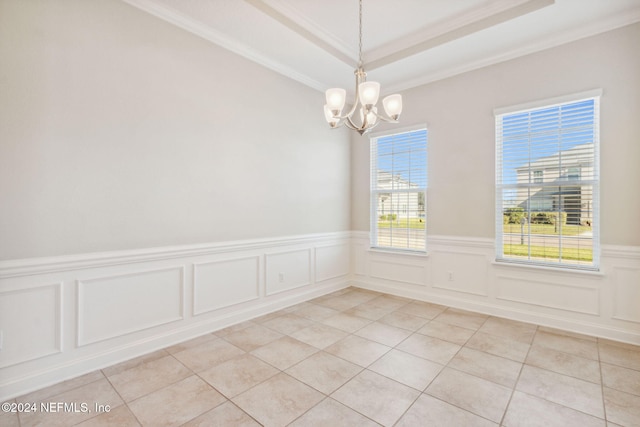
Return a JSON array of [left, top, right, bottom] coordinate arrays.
[[2, 1, 638, 260], [351, 23, 640, 247], [0, 0, 351, 260]]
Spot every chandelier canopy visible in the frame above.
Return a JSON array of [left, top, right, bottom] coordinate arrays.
[[323, 0, 403, 135]]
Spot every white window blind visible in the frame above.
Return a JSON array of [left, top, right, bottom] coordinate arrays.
[[370, 128, 427, 252], [496, 95, 600, 269]]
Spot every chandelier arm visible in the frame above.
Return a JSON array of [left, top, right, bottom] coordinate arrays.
[[340, 67, 365, 120], [367, 121, 381, 132], [370, 109, 400, 123], [335, 101, 359, 120], [345, 115, 361, 130], [344, 121, 357, 131]]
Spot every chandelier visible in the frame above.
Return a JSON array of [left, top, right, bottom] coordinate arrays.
[[323, 0, 403, 135]]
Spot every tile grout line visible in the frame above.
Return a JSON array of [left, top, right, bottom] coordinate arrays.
[[497, 324, 537, 426], [13, 287, 639, 426], [99, 370, 143, 427], [417, 312, 507, 426], [596, 337, 608, 424]]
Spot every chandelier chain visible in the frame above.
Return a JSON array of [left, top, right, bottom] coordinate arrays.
[[358, 0, 363, 68]]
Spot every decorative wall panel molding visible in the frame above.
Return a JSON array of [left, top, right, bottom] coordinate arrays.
[[77, 267, 185, 346], [351, 234, 640, 345], [431, 251, 489, 296], [265, 249, 312, 295], [193, 256, 260, 316], [315, 243, 350, 283], [352, 242, 367, 276], [370, 258, 426, 286], [495, 274, 599, 315], [611, 267, 640, 323], [0, 283, 62, 368], [0, 232, 350, 400], [0, 232, 350, 279], [1, 231, 637, 400]]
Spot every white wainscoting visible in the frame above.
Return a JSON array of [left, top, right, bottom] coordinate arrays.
[[315, 243, 350, 283], [0, 282, 62, 369], [265, 249, 311, 295], [193, 256, 259, 316], [351, 232, 640, 345], [0, 232, 350, 400], [2, 231, 638, 400], [77, 267, 185, 346]]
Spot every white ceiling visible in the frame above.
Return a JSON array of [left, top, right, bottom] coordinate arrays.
[[124, 0, 640, 95]]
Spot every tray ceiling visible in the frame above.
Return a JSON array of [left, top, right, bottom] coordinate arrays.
[[123, 0, 640, 94]]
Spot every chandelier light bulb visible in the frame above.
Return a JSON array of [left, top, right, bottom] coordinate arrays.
[[360, 106, 378, 126], [358, 81, 380, 106], [324, 104, 339, 127], [383, 94, 403, 119], [325, 88, 346, 115]]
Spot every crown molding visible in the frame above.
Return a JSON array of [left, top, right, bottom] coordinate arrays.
[[367, 0, 554, 70], [121, 0, 326, 91], [383, 9, 640, 95], [247, 0, 357, 67], [122, 0, 640, 95]]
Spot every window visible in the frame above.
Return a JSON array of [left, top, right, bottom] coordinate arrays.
[[495, 91, 600, 269], [533, 170, 543, 183], [370, 127, 427, 252]]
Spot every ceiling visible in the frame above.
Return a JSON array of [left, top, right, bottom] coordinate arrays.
[[124, 0, 640, 95]]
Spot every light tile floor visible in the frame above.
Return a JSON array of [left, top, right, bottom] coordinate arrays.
[[3, 287, 640, 426]]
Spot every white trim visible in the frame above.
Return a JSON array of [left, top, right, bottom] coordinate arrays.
[[245, 0, 355, 66], [0, 282, 63, 369], [0, 231, 351, 278], [192, 255, 261, 316], [369, 123, 428, 140], [492, 260, 604, 276], [368, 248, 428, 258], [314, 243, 350, 283], [264, 248, 312, 296], [493, 88, 603, 116], [76, 266, 185, 347], [120, 0, 325, 91], [602, 245, 640, 260], [367, 0, 555, 71], [125, 0, 640, 95], [2, 232, 639, 400]]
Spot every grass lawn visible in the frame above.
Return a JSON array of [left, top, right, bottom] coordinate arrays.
[[503, 223, 590, 236], [377, 218, 426, 229], [504, 244, 593, 262]]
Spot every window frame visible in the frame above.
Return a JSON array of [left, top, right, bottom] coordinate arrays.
[[369, 125, 428, 254], [494, 90, 601, 270]]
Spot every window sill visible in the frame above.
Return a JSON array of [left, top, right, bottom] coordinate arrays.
[[368, 248, 428, 258], [492, 259, 603, 276]]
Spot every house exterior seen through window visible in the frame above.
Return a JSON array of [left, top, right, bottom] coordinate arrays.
[[495, 93, 600, 269], [370, 127, 427, 252]]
